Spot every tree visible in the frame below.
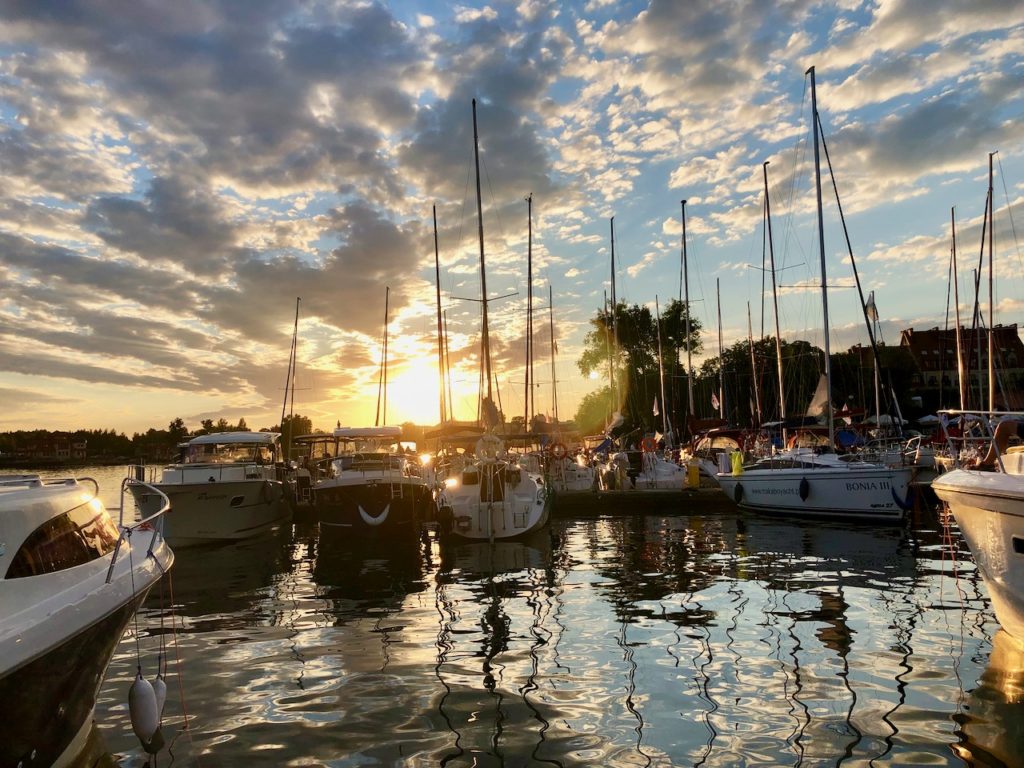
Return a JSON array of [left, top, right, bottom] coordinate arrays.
[[274, 414, 314, 457], [168, 418, 189, 443], [576, 299, 702, 434]]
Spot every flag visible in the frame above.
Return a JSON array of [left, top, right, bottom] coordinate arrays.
[[865, 291, 879, 323], [711, 391, 720, 411], [652, 396, 660, 417]]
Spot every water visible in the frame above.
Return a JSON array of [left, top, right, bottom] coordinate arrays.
[[36, 466, 1024, 766]]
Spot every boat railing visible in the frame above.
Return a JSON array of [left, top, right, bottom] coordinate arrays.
[[937, 409, 1024, 472], [106, 477, 171, 584]]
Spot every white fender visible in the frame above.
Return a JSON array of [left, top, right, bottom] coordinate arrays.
[[152, 672, 167, 719], [359, 503, 390, 526], [129, 671, 159, 744]]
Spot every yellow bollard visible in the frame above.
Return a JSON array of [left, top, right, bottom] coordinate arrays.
[[686, 462, 700, 489]]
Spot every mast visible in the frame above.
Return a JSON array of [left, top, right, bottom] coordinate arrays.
[[433, 206, 446, 424], [807, 66, 834, 449], [987, 151, 996, 412], [525, 193, 534, 429], [681, 200, 694, 424], [716, 278, 724, 420], [548, 285, 559, 427], [280, 296, 300, 458], [375, 286, 389, 427], [747, 302, 762, 428], [444, 309, 454, 419], [656, 297, 670, 441], [763, 162, 787, 444], [472, 99, 494, 418], [951, 207, 965, 410], [609, 218, 618, 413]]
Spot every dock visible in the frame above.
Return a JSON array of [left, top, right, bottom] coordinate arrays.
[[552, 487, 734, 517]]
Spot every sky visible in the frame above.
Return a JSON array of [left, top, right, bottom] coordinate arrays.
[[1, 0, 1023, 435]]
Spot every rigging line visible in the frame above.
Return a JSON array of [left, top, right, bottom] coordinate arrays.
[[816, 113, 899, 428], [994, 153, 1023, 270]]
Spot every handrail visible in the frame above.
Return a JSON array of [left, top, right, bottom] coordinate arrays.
[[105, 478, 172, 584], [937, 409, 1024, 473]]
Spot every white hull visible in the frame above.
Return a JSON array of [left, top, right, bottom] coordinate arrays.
[[933, 469, 1024, 641], [716, 461, 912, 522], [438, 463, 550, 541], [132, 478, 289, 545]]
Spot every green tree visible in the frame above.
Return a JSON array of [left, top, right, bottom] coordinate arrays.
[[576, 299, 702, 434], [273, 414, 314, 458], [168, 418, 189, 443]]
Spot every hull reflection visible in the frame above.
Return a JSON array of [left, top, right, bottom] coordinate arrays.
[[958, 630, 1024, 765]]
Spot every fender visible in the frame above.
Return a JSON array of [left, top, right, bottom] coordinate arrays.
[[359, 503, 390, 526]]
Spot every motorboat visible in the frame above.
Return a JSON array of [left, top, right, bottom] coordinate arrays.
[[130, 431, 290, 545], [435, 432, 550, 541], [715, 448, 914, 523], [932, 411, 1024, 641], [314, 425, 435, 543], [0, 474, 174, 768]]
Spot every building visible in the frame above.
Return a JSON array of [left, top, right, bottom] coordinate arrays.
[[899, 325, 1024, 410]]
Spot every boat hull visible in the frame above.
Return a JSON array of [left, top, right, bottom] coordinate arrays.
[[933, 469, 1024, 641], [0, 596, 146, 768], [439, 464, 551, 541], [131, 479, 290, 545], [315, 478, 434, 543], [716, 464, 912, 522]]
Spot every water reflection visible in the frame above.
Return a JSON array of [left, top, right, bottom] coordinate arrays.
[[82, 500, 1022, 767], [958, 630, 1024, 765]]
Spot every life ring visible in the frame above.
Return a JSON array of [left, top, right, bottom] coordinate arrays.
[[475, 434, 504, 463], [549, 442, 568, 460], [641, 437, 658, 453]]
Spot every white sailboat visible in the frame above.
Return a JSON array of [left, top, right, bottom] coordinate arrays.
[[434, 99, 550, 541], [715, 67, 912, 522]]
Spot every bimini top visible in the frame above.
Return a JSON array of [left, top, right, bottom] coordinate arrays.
[[334, 426, 402, 439], [188, 431, 281, 445]]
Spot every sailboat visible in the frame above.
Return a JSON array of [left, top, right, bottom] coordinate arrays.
[[434, 99, 551, 541], [714, 67, 913, 523]]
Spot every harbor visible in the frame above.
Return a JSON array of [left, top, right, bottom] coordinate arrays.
[[39, 464, 1020, 767], [2, 3, 1024, 767]]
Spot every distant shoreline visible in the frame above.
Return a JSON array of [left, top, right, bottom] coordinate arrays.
[[0, 457, 154, 470]]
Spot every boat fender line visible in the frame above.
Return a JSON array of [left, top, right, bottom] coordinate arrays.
[[476, 434, 504, 463], [129, 670, 159, 745], [733, 482, 743, 504], [891, 485, 914, 511], [359, 503, 390, 526], [799, 478, 810, 501]]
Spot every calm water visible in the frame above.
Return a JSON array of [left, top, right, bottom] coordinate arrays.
[[39, 467, 1024, 767]]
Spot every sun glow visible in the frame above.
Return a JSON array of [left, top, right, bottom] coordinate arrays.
[[383, 358, 443, 425]]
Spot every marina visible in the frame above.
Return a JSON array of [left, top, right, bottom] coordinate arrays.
[[19, 464, 1023, 767], [1, 5, 1023, 767]]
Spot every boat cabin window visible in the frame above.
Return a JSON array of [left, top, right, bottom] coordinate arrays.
[[188, 442, 276, 464], [5, 499, 120, 579]]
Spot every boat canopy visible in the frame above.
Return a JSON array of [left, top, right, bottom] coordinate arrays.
[[188, 431, 280, 445]]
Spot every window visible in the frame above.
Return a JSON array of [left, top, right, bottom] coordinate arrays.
[[5, 499, 120, 578]]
